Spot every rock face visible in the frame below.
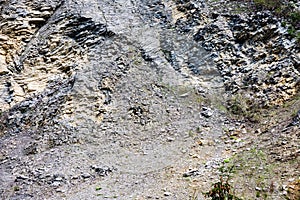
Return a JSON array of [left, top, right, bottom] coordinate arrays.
[[175, 0, 300, 109], [195, 12, 299, 107], [0, 0, 226, 199], [0, 0, 299, 199], [0, 1, 66, 111]]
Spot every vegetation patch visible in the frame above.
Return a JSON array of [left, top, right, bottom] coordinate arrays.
[[226, 93, 264, 122], [215, 148, 294, 199], [204, 165, 242, 200]]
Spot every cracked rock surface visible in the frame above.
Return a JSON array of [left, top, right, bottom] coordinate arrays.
[[0, 0, 299, 199]]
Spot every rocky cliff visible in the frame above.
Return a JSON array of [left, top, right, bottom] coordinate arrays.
[[0, 0, 299, 199]]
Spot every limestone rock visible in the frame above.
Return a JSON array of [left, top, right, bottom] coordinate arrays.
[[0, 55, 9, 75]]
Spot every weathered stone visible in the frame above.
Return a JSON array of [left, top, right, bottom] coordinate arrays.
[[27, 81, 46, 92], [164, 192, 172, 196], [81, 173, 91, 179], [183, 169, 200, 177], [201, 107, 213, 118], [0, 55, 9, 75], [91, 165, 113, 176], [28, 18, 45, 23], [0, 39, 8, 47]]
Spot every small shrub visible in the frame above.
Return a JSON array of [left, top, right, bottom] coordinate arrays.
[[204, 166, 242, 200], [253, 0, 282, 9], [289, 12, 300, 21], [204, 178, 242, 200]]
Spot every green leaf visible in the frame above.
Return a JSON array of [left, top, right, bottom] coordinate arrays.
[[95, 186, 102, 191]]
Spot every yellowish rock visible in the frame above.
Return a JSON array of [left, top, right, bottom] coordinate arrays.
[[0, 34, 8, 41], [0, 55, 9, 75], [27, 81, 46, 92]]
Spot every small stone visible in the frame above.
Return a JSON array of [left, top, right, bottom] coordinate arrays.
[[179, 92, 189, 98], [40, 6, 52, 11], [183, 169, 199, 177], [241, 128, 247, 134], [282, 141, 287, 145], [51, 181, 61, 187], [191, 154, 199, 158], [32, 10, 43, 15], [166, 137, 175, 142], [81, 173, 91, 179], [71, 175, 79, 179], [201, 107, 213, 118], [288, 178, 295, 182], [197, 87, 206, 94], [164, 192, 172, 196], [181, 149, 187, 154], [197, 140, 203, 146], [255, 129, 261, 134], [56, 188, 66, 193], [27, 81, 46, 92], [0, 34, 8, 41], [54, 177, 63, 181], [91, 165, 112, 176], [16, 175, 29, 180], [0, 65, 9, 75], [28, 18, 45, 23], [42, 11, 51, 16], [282, 190, 288, 195], [282, 185, 287, 190]]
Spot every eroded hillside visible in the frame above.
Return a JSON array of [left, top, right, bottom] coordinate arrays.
[[0, 0, 299, 199]]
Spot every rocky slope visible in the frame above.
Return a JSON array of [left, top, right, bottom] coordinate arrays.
[[0, 0, 299, 199]]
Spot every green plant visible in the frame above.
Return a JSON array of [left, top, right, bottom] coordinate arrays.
[[95, 186, 102, 191], [227, 94, 248, 115], [13, 186, 20, 191], [253, 0, 282, 9], [226, 92, 266, 122], [188, 130, 195, 137], [289, 11, 300, 28], [287, 25, 296, 35], [196, 126, 202, 133], [204, 178, 242, 200], [204, 166, 242, 200], [190, 189, 198, 200], [220, 148, 281, 199], [217, 104, 228, 113]]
